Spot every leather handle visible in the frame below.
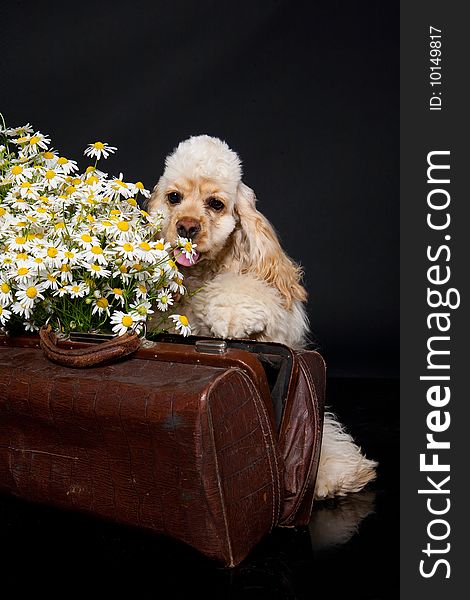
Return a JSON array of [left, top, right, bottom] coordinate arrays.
[[39, 325, 141, 368]]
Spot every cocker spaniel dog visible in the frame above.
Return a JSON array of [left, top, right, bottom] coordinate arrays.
[[147, 135, 377, 499]]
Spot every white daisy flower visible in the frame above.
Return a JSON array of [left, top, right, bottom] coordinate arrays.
[[44, 244, 65, 268], [61, 248, 83, 266], [84, 141, 117, 160], [86, 263, 111, 278], [57, 263, 74, 283], [107, 287, 126, 306], [52, 286, 69, 297], [42, 169, 64, 190], [82, 244, 108, 265], [11, 301, 33, 319], [168, 275, 186, 295], [92, 296, 111, 317], [116, 241, 139, 261], [56, 157, 78, 174], [110, 311, 141, 336], [156, 289, 173, 312], [76, 232, 99, 250], [65, 281, 89, 298], [9, 164, 34, 184], [107, 173, 134, 199], [18, 181, 39, 200], [9, 235, 30, 252], [134, 181, 150, 198], [43, 273, 60, 290], [0, 281, 13, 306], [152, 238, 172, 255], [130, 300, 154, 319], [41, 150, 59, 167], [23, 321, 39, 332], [15, 280, 46, 309], [12, 265, 33, 283], [169, 314, 191, 337], [3, 123, 34, 137], [134, 282, 148, 300], [0, 305, 12, 326], [112, 262, 132, 283], [17, 132, 51, 156]]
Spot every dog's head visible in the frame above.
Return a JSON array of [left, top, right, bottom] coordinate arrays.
[[147, 135, 306, 307]]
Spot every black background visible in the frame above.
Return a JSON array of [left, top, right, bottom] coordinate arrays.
[[1, 0, 399, 376]]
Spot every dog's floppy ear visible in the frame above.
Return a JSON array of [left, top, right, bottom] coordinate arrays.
[[145, 177, 165, 213], [234, 182, 307, 308]]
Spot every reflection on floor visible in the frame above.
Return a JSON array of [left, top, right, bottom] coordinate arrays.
[[1, 377, 398, 599]]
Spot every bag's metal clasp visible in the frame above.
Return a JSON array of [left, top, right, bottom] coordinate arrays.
[[195, 339, 228, 354]]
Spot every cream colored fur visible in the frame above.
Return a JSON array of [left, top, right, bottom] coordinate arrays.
[[147, 135, 377, 500]]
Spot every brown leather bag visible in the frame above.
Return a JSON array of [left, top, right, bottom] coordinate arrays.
[[0, 329, 325, 567]]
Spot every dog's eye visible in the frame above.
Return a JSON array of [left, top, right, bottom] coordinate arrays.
[[167, 191, 182, 205], [207, 197, 225, 211]]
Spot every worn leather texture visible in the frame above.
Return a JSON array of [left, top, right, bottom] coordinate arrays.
[[0, 335, 325, 566]]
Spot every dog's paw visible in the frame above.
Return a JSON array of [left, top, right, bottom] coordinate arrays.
[[314, 413, 377, 500], [208, 303, 267, 339]]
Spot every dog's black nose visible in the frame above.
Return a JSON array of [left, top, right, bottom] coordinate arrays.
[[176, 219, 201, 239]]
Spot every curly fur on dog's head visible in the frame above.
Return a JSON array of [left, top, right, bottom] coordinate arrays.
[[147, 135, 306, 308]]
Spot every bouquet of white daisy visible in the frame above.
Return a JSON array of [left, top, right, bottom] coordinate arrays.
[[0, 116, 195, 338]]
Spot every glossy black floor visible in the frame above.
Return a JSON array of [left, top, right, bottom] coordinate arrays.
[[1, 378, 398, 599]]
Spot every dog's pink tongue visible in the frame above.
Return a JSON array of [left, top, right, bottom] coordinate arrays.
[[174, 249, 200, 267]]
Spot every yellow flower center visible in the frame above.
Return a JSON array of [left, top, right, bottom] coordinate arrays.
[[26, 286, 38, 299], [34, 257, 43, 264], [139, 242, 151, 251], [54, 222, 65, 230], [132, 263, 142, 271], [15, 236, 26, 245], [140, 210, 150, 217], [45, 170, 56, 180], [0, 207, 5, 216], [139, 285, 146, 293], [123, 243, 134, 252], [179, 316, 189, 326], [155, 242, 164, 250], [110, 209, 121, 216], [86, 175, 99, 185], [1, 283, 10, 293], [65, 186, 76, 195], [168, 260, 176, 268], [96, 298, 108, 309], [91, 246, 103, 255], [86, 166, 95, 173], [29, 136, 40, 145], [121, 315, 133, 328], [135, 181, 144, 189], [43, 151, 55, 159], [16, 253, 28, 260], [47, 247, 58, 257], [12, 165, 23, 175], [60, 264, 70, 272], [16, 136, 28, 143], [71, 285, 80, 293], [117, 221, 129, 232], [91, 264, 101, 271], [160, 296, 168, 304], [64, 251, 74, 259], [37, 207, 47, 213], [114, 180, 128, 189], [92, 142, 105, 150], [101, 220, 112, 227], [20, 182, 31, 189], [127, 198, 137, 207], [119, 265, 127, 273], [17, 267, 29, 276], [47, 275, 56, 282], [184, 242, 193, 252], [113, 288, 123, 296], [57, 157, 68, 165], [81, 234, 92, 243]]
